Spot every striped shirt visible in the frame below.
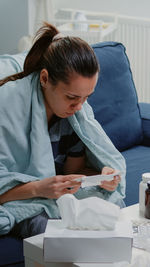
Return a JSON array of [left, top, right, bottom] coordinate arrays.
[[49, 116, 85, 174]]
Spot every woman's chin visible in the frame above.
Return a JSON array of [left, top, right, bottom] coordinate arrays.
[[55, 112, 75, 118]]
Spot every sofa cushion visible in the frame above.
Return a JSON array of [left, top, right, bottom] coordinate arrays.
[[139, 103, 150, 146], [122, 145, 150, 206], [89, 42, 143, 151]]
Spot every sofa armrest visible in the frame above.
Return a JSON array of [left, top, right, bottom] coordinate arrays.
[[139, 102, 150, 145]]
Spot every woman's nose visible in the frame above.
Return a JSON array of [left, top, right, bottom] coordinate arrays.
[[75, 102, 82, 111], [71, 101, 82, 111], [71, 96, 87, 111]]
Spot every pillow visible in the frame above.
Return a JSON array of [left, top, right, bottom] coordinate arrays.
[[0, 52, 26, 79], [88, 42, 143, 151]]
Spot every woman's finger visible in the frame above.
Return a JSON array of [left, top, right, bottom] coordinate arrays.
[[61, 185, 81, 195], [100, 178, 120, 191], [101, 166, 114, 175], [114, 175, 121, 182], [67, 185, 81, 194], [52, 180, 80, 193], [61, 174, 84, 182]]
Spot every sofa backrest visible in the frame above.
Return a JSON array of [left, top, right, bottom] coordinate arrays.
[[88, 42, 143, 151]]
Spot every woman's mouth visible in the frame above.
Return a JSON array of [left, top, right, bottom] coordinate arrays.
[[66, 112, 75, 116]]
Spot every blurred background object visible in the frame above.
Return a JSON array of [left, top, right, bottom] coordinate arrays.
[[1, 0, 150, 103]]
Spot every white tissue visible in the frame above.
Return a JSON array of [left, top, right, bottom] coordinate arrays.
[[57, 194, 120, 230]]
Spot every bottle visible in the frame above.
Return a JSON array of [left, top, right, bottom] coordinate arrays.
[[139, 173, 150, 216], [145, 181, 150, 219], [73, 11, 88, 31]]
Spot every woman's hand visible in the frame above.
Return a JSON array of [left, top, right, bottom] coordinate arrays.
[[100, 166, 121, 192], [34, 174, 82, 199]]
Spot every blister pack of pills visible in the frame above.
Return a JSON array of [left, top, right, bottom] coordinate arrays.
[[132, 220, 150, 251], [75, 171, 121, 188]]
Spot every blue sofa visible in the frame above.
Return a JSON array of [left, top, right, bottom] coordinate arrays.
[[89, 42, 150, 207], [0, 41, 150, 266]]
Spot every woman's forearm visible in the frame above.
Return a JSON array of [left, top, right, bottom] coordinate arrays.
[[0, 181, 39, 204], [0, 174, 82, 204]]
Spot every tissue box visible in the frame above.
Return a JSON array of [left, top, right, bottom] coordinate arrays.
[[44, 220, 133, 263]]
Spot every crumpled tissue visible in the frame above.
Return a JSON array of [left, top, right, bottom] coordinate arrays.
[[56, 194, 121, 230]]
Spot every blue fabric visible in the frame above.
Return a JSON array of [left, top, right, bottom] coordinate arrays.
[[139, 103, 150, 146], [139, 102, 150, 120], [122, 145, 150, 206], [11, 210, 50, 239], [49, 117, 85, 174], [1, 263, 24, 267], [89, 42, 143, 151], [0, 66, 126, 235], [5, 264, 24, 267], [0, 236, 23, 266]]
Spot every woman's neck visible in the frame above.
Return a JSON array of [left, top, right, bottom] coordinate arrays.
[[44, 100, 54, 127]]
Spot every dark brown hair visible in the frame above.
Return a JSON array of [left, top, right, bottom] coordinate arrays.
[[0, 22, 99, 86]]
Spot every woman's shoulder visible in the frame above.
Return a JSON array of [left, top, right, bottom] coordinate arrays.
[[0, 74, 35, 110], [1, 73, 34, 92]]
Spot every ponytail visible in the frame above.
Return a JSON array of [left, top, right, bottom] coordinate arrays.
[[0, 22, 59, 86], [0, 72, 24, 86], [24, 22, 59, 75]]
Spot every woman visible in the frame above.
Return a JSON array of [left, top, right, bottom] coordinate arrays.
[[0, 23, 126, 238]]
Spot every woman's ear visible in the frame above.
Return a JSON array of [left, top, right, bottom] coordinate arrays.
[[40, 69, 49, 88]]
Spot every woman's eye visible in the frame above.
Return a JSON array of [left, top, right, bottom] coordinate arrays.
[[67, 95, 76, 100]]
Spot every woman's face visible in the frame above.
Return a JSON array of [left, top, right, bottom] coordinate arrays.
[[41, 71, 98, 119]]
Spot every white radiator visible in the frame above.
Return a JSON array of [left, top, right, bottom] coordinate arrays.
[[106, 15, 150, 103]]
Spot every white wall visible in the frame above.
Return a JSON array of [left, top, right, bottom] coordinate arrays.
[[1, 0, 150, 54], [53, 0, 150, 19], [0, 0, 29, 54]]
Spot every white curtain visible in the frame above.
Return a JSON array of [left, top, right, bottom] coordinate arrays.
[[18, 0, 54, 52], [28, 0, 54, 35]]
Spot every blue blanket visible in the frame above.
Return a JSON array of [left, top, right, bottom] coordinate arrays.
[[0, 55, 126, 235]]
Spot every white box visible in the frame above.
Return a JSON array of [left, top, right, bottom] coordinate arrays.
[[44, 220, 133, 263]]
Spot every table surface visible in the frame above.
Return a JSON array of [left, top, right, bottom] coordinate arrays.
[[24, 204, 150, 267]]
